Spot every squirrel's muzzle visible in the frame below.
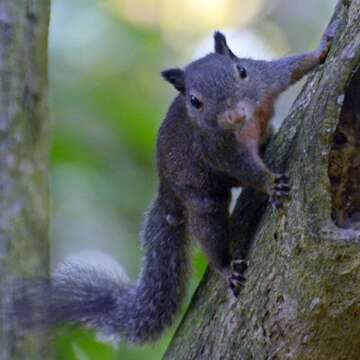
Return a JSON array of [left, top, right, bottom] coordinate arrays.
[[217, 100, 255, 131]]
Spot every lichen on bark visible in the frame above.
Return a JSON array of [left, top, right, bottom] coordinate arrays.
[[165, 1, 360, 359]]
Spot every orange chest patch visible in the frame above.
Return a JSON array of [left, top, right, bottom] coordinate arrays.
[[235, 98, 275, 148]]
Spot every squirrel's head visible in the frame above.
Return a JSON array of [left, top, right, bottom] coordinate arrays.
[[162, 32, 277, 132]]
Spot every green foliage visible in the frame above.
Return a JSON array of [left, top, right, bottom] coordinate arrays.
[[55, 328, 167, 360]]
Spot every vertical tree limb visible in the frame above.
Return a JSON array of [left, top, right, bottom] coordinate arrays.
[[0, 1, 51, 358]]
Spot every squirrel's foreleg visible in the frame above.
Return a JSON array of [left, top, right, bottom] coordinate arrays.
[[269, 20, 337, 92]]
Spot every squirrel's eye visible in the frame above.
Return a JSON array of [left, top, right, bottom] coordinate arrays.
[[237, 66, 247, 79], [190, 95, 203, 109]]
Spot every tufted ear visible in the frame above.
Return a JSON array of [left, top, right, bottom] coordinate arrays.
[[214, 31, 236, 58], [161, 68, 185, 94]]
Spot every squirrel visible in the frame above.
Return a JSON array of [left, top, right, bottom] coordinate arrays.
[[10, 23, 336, 345]]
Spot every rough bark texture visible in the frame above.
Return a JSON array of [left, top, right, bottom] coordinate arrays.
[[165, 1, 360, 359], [0, 1, 50, 359]]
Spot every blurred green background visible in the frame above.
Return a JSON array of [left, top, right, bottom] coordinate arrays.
[[49, 0, 336, 358]]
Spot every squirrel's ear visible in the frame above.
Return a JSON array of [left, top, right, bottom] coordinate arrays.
[[214, 31, 236, 58], [161, 68, 185, 94]]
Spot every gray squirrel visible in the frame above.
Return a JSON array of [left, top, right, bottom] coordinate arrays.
[[11, 23, 336, 344]]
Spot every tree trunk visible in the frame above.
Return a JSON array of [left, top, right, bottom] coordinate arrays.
[[0, 1, 51, 359], [165, 1, 360, 359]]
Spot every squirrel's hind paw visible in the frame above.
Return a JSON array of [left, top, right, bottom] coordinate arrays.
[[228, 259, 248, 298]]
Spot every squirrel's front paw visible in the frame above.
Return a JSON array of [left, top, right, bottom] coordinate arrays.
[[269, 174, 290, 210], [228, 259, 248, 298], [317, 20, 339, 63]]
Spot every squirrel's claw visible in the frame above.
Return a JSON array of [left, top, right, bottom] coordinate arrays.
[[232, 259, 248, 273], [228, 259, 248, 298], [324, 19, 339, 42], [274, 174, 289, 184], [317, 19, 339, 63], [269, 173, 291, 210]]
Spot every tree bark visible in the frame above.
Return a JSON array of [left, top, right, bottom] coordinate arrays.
[[0, 1, 51, 359], [165, 1, 360, 359]]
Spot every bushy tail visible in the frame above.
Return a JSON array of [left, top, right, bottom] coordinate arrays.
[[10, 195, 190, 344]]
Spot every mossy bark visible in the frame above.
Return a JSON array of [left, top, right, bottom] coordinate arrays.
[[0, 1, 51, 359], [165, 1, 360, 359]]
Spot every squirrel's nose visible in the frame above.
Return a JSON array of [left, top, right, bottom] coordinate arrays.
[[227, 110, 244, 125], [217, 108, 246, 130], [217, 100, 256, 130]]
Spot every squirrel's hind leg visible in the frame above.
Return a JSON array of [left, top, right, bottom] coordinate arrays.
[[184, 191, 246, 297]]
